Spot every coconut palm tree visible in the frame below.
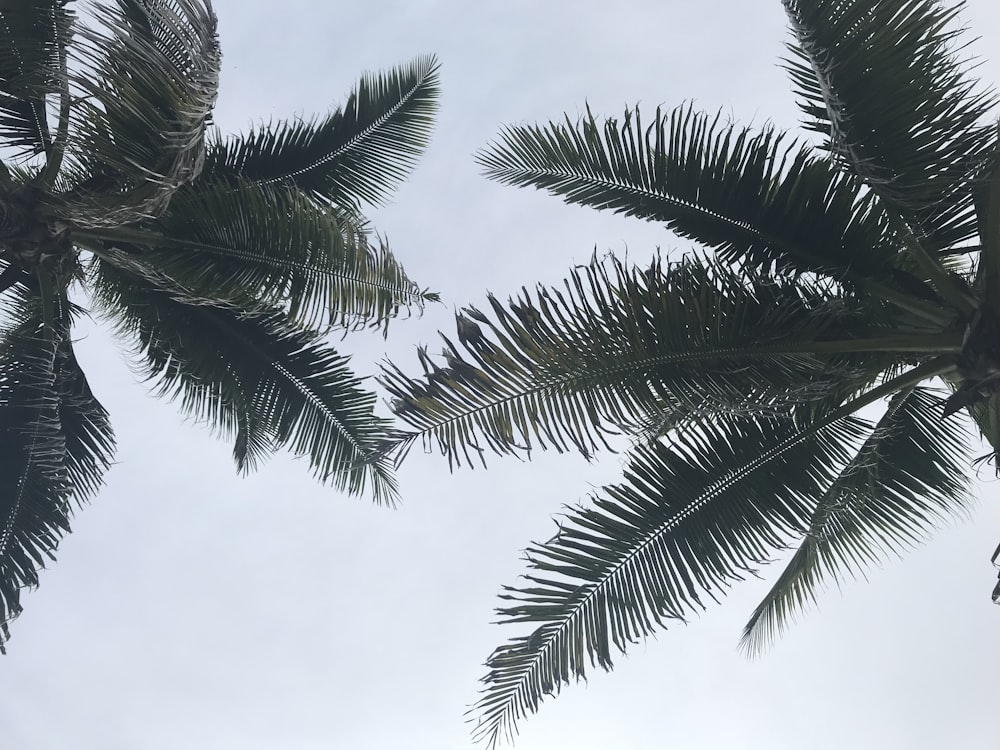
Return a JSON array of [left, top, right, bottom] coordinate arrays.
[[381, 0, 998, 744], [0, 0, 439, 651]]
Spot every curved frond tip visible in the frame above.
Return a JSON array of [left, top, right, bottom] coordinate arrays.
[[201, 54, 440, 207]]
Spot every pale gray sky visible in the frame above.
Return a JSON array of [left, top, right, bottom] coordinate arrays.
[[2, 2, 999, 749]]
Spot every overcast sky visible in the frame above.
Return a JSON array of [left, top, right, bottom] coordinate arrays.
[[2, 2, 1000, 749]]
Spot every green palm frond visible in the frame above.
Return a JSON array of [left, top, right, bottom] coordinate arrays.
[[974, 132, 1000, 305], [967, 392, 1000, 468], [783, 0, 997, 251], [0, 291, 63, 651], [740, 386, 972, 655], [55, 0, 221, 224], [90, 257, 399, 505], [78, 179, 438, 331], [382, 253, 955, 469], [469, 360, 952, 747], [0, 285, 114, 652], [57, 330, 115, 501], [201, 55, 439, 208], [0, 0, 74, 159], [477, 104, 899, 282]]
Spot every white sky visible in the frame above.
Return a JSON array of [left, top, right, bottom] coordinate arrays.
[[2, 2, 1000, 749]]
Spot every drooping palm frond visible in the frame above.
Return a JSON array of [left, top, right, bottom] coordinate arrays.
[[0, 294, 63, 652], [477, 104, 905, 283], [56, 327, 115, 501], [739, 386, 972, 655], [382, 253, 957, 469], [973, 132, 1000, 306], [0, 284, 114, 652], [89, 257, 399, 504], [470, 359, 954, 747], [201, 55, 440, 208], [0, 334, 63, 651], [77, 179, 439, 331], [0, 0, 74, 159], [965, 391, 1000, 468], [783, 0, 997, 252], [55, 0, 221, 224]]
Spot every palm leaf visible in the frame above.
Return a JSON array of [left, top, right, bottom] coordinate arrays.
[[382, 254, 951, 469], [0, 284, 114, 652], [89, 257, 399, 505], [55, 0, 221, 225], [470, 360, 951, 747], [200, 55, 439, 208], [0, 0, 73, 158], [57, 326, 115, 501], [782, 0, 997, 251], [974, 131, 1000, 307], [740, 386, 972, 654], [477, 104, 899, 282], [966, 392, 1000, 469], [78, 179, 439, 331], [0, 294, 63, 651]]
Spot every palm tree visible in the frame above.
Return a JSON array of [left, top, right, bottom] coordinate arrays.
[[0, 0, 439, 652], [381, 0, 998, 745]]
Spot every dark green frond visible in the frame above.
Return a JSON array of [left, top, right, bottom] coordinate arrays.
[[478, 104, 896, 281], [0, 0, 70, 159], [0, 0, 73, 158], [112, 179, 438, 331], [974, 132, 1000, 305], [382, 253, 940, 470], [201, 55, 439, 207], [56, 0, 221, 224], [967, 392, 1000, 469], [90, 257, 399, 505], [470, 360, 952, 746], [0, 284, 113, 652], [57, 335, 115, 502], [783, 0, 997, 250], [740, 386, 972, 655], [0, 289, 63, 650], [472, 414, 871, 746]]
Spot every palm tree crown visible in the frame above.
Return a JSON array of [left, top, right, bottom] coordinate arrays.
[[381, 0, 998, 745], [0, 0, 439, 651]]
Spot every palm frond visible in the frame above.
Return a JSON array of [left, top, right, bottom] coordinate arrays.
[[56, 330, 115, 501], [55, 0, 221, 225], [97, 179, 439, 332], [0, 0, 73, 159], [382, 253, 938, 470], [201, 55, 439, 208], [967, 392, 1000, 470], [478, 104, 898, 281], [89, 257, 399, 505], [0, 284, 113, 652], [470, 360, 951, 747], [783, 0, 997, 251], [974, 131, 1000, 305], [0, 290, 63, 651], [739, 386, 972, 655]]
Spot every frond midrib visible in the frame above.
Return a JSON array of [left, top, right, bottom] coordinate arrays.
[[398, 332, 958, 440], [491, 162, 759, 236], [258, 67, 432, 188], [192, 308, 369, 458]]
